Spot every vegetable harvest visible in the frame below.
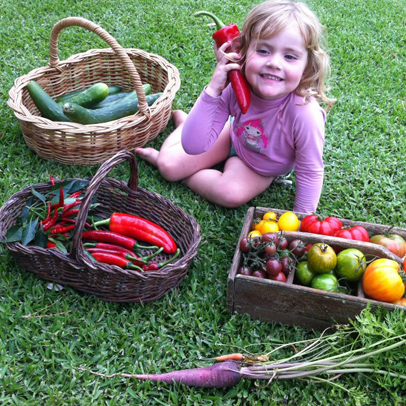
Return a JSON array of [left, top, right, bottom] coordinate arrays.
[[195, 10, 251, 114]]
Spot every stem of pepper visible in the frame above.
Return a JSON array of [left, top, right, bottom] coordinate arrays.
[[194, 10, 225, 30]]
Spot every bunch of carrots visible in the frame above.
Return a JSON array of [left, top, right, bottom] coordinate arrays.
[[34, 175, 180, 272]]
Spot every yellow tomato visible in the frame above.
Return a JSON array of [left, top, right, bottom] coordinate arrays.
[[263, 211, 278, 221], [260, 220, 279, 234], [248, 230, 262, 238], [252, 219, 265, 231], [278, 211, 300, 231]]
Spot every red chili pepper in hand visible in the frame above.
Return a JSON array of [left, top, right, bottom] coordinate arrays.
[[195, 10, 251, 114], [143, 248, 181, 271], [87, 251, 143, 271], [94, 213, 177, 254], [82, 230, 158, 251]]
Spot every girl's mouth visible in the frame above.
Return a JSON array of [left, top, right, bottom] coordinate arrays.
[[260, 74, 282, 81]]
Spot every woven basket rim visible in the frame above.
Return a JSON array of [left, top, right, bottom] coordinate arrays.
[[7, 47, 181, 133]]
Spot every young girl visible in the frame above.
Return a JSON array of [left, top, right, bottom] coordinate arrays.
[[135, 0, 335, 213]]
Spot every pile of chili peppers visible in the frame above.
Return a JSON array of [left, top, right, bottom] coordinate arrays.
[[40, 175, 180, 272]]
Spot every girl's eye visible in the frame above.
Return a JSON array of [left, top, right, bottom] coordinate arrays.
[[257, 48, 268, 55], [285, 54, 298, 61]]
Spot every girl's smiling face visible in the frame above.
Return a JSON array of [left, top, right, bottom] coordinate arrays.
[[244, 23, 308, 100]]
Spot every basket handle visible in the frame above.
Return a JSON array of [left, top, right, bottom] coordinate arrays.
[[69, 150, 139, 259], [49, 17, 149, 118]]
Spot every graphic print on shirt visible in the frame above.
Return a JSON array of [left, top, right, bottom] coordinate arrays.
[[236, 119, 268, 153]]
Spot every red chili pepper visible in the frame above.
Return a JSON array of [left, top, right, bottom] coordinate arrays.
[[62, 200, 81, 215], [59, 186, 64, 208], [82, 230, 158, 251], [87, 251, 143, 271], [69, 191, 82, 199], [41, 201, 52, 225], [143, 248, 180, 271], [46, 241, 56, 248], [43, 209, 59, 231], [85, 247, 146, 267], [50, 224, 76, 235], [50, 174, 55, 186], [62, 209, 80, 217], [94, 213, 177, 254], [195, 11, 251, 114]]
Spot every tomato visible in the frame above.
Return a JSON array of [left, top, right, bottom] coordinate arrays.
[[307, 243, 337, 274], [288, 239, 306, 258], [295, 261, 316, 286], [335, 248, 367, 282], [280, 256, 295, 276], [261, 232, 279, 246], [260, 220, 279, 234], [269, 271, 287, 282], [239, 237, 252, 254], [362, 258, 405, 303], [394, 297, 406, 307], [263, 241, 277, 256], [300, 214, 342, 236], [404, 257, 406, 273], [369, 233, 406, 258], [278, 211, 300, 231], [332, 226, 370, 253], [266, 257, 282, 277], [252, 269, 267, 279], [248, 230, 262, 238], [311, 274, 339, 292], [278, 235, 289, 250], [237, 266, 252, 276], [252, 219, 266, 231], [263, 211, 278, 221]]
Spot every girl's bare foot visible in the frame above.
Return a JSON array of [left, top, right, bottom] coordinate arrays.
[[134, 147, 159, 167], [172, 110, 188, 128]]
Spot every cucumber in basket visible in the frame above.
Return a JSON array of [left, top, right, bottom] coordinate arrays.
[[62, 92, 163, 124], [26, 80, 71, 122], [56, 84, 122, 103], [91, 84, 152, 109], [56, 83, 110, 108]]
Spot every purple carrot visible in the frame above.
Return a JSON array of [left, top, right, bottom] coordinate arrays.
[[134, 361, 241, 388]]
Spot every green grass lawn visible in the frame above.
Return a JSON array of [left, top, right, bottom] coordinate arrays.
[[1, 0, 406, 404]]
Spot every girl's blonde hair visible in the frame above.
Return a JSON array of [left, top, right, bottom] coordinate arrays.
[[239, 0, 336, 109]]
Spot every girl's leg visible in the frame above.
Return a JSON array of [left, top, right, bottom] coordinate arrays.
[[184, 156, 274, 208], [135, 110, 232, 181]]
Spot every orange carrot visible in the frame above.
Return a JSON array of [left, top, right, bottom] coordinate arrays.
[[214, 353, 244, 362]]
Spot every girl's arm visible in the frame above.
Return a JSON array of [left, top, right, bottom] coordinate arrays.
[[292, 104, 326, 213]]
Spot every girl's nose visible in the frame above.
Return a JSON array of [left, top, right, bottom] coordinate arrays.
[[266, 54, 282, 69]]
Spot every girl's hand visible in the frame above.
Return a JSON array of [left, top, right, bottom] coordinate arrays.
[[206, 41, 242, 98]]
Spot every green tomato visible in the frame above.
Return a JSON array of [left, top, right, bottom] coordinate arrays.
[[295, 261, 316, 286], [335, 248, 366, 282], [307, 243, 337, 274], [311, 274, 339, 292]]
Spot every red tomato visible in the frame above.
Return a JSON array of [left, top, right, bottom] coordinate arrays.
[[369, 233, 406, 258], [300, 214, 342, 236], [332, 226, 370, 253], [362, 258, 405, 303], [269, 271, 287, 283]]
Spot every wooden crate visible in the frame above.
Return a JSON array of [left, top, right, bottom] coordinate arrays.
[[227, 207, 406, 330]]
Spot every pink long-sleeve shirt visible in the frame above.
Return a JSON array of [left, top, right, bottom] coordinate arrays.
[[181, 85, 326, 213]]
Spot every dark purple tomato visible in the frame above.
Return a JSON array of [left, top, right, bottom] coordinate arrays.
[[237, 266, 252, 276], [264, 242, 277, 256], [252, 269, 267, 279], [261, 232, 279, 246], [278, 236, 289, 250], [269, 271, 287, 282], [239, 237, 251, 254], [266, 257, 282, 277], [280, 256, 295, 276], [288, 239, 306, 258]]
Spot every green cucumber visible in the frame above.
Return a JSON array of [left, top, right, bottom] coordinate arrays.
[[56, 84, 122, 103], [62, 92, 163, 124], [27, 81, 71, 122], [92, 84, 152, 109], [56, 83, 109, 108]]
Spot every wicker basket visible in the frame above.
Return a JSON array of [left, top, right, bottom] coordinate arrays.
[[7, 17, 181, 166], [0, 151, 201, 302]]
